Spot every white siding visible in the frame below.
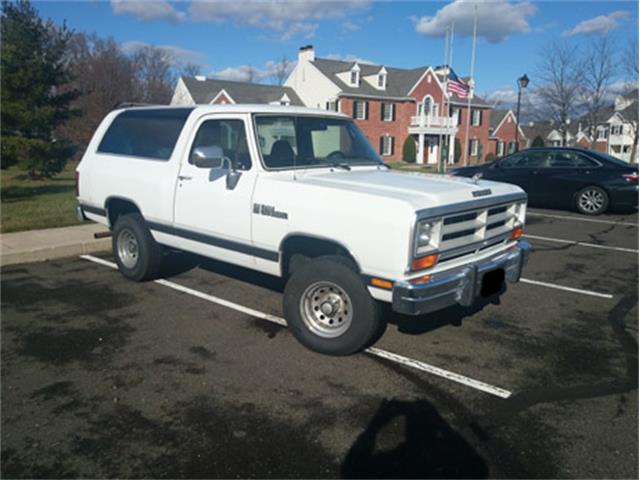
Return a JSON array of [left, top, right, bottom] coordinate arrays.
[[285, 61, 341, 109], [170, 78, 195, 106]]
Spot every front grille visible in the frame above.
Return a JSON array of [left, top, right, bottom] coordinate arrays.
[[436, 201, 522, 261]]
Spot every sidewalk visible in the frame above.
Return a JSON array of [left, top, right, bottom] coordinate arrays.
[[0, 223, 111, 267]]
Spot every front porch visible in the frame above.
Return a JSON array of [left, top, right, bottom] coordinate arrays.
[[410, 131, 458, 166]]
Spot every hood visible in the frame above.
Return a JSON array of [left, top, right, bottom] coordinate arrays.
[[294, 167, 524, 210]]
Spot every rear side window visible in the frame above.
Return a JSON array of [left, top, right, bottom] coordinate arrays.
[[97, 108, 193, 160]]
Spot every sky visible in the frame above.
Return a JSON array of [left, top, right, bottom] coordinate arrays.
[[36, 0, 639, 105]]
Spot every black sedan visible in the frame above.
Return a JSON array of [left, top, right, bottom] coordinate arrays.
[[450, 147, 638, 215]]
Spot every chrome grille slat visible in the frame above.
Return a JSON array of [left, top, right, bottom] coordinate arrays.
[[435, 200, 524, 262]]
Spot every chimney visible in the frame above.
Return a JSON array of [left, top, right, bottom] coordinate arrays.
[[298, 45, 315, 63]]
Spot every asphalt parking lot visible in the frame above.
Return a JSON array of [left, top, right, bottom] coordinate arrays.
[[2, 207, 638, 478]]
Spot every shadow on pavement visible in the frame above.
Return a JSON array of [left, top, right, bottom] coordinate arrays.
[[341, 398, 488, 479]]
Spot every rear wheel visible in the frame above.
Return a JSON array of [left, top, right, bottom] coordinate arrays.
[[575, 186, 609, 215], [283, 256, 383, 355], [112, 213, 163, 281]]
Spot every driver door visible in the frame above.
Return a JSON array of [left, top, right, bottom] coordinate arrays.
[[173, 114, 259, 266]]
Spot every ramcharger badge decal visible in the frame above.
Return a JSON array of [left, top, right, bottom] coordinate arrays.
[[472, 189, 492, 198], [253, 203, 289, 220]]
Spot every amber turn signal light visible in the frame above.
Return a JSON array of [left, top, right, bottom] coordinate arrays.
[[511, 226, 524, 239], [410, 274, 433, 285], [411, 254, 438, 271], [371, 278, 393, 289]]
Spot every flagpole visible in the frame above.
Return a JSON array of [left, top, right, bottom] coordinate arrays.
[[439, 26, 450, 173], [462, 5, 477, 167], [445, 22, 454, 168]]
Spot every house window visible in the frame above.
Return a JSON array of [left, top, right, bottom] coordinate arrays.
[[381, 103, 394, 122], [380, 135, 394, 156], [471, 109, 482, 126], [350, 69, 359, 86], [326, 100, 338, 112], [469, 139, 479, 157], [611, 125, 623, 135], [597, 127, 607, 140], [378, 74, 386, 88], [508, 142, 516, 154], [353, 100, 368, 120], [497, 141, 504, 157]]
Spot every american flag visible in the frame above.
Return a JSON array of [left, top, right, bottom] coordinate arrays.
[[447, 68, 470, 98]]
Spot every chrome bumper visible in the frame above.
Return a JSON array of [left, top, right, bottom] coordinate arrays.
[[392, 241, 531, 316]]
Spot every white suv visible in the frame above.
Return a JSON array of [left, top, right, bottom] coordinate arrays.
[[76, 104, 530, 355]]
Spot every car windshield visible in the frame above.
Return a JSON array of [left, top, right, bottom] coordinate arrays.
[[254, 115, 383, 170]]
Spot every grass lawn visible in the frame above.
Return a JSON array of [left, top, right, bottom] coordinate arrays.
[[386, 161, 444, 173], [1, 162, 82, 233]]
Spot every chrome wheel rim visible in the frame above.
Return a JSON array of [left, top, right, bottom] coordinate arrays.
[[300, 281, 353, 338], [117, 228, 139, 269], [579, 189, 605, 213]]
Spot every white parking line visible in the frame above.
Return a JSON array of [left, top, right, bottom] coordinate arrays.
[[519, 278, 614, 299], [80, 254, 512, 399], [523, 233, 639, 254], [528, 212, 638, 227]]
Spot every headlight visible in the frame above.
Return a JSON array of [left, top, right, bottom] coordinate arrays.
[[415, 219, 440, 256]]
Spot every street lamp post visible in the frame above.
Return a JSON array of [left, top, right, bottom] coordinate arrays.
[[514, 73, 529, 152]]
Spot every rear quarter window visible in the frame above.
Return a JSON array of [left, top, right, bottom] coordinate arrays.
[[97, 108, 193, 160]]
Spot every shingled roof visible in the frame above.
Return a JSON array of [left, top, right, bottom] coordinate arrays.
[[310, 58, 490, 106], [181, 77, 303, 106]]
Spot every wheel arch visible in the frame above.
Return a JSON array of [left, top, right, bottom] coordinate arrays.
[[105, 196, 144, 228], [279, 233, 362, 277]]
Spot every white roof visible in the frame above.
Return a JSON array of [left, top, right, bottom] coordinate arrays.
[[122, 103, 348, 118]]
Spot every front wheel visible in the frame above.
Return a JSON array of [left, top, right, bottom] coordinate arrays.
[[575, 186, 609, 215], [283, 256, 383, 356]]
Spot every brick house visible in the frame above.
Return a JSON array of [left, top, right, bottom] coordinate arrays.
[[285, 46, 492, 164], [488, 109, 527, 158], [171, 76, 304, 107]]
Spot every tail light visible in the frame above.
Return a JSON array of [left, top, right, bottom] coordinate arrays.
[[75, 171, 79, 196], [623, 172, 638, 183]]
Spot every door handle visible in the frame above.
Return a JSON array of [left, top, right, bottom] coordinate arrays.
[[178, 175, 192, 181]]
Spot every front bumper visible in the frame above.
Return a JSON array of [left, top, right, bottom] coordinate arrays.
[[392, 241, 531, 316]]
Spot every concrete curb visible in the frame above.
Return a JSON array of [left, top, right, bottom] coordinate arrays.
[[1, 238, 111, 267], [0, 223, 112, 267]]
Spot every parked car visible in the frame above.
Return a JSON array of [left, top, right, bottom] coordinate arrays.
[[450, 147, 638, 215], [76, 105, 530, 356]]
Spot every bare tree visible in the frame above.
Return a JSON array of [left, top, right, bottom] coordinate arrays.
[[581, 36, 617, 148], [534, 41, 581, 145], [181, 62, 201, 77], [245, 66, 259, 83], [269, 56, 291, 85], [131, 45, 174, 104], [622, 38, 639, 163]]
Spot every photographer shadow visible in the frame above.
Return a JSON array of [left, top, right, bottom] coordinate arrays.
[[341, 398, 488, 479]]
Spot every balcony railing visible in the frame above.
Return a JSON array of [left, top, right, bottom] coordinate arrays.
[[410, 114, 457, 129]]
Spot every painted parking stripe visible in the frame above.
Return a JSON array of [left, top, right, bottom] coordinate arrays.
[[80, 254, 512, 399], [527, 212, 638, 227], [519, 278, 614, 299], [523, 233, 639, 254]]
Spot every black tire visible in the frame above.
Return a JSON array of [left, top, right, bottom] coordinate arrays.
[[283, 255, 383, 356], [112, 213, 163, 281], [575, 186, 609, 215]]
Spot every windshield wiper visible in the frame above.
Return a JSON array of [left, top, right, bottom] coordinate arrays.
[[330, 162, 351, 171]]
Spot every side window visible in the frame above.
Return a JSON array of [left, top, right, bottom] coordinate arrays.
[[527, 151, 551, 168], [573, 154, 599, 168], [190, 119, 251, 170], [98, 108, 192, 160], [500, 153, 527, 168]]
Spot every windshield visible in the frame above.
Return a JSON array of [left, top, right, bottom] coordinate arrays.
[[254, 115, 383, 170]]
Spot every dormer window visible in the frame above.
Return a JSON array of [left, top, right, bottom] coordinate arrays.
[[350, 63, 360, 86], [377, 66, 387, 89]]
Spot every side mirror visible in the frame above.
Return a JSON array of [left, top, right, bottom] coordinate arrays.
[[191, 146, 225, 169]]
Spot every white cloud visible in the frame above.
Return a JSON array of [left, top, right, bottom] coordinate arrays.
[[210, 59, 297, 83], [110, 0, 185, 23], [414, 0, 537, 44], [325, 53, 375, 64], [121, 41, 206, 67], [563, 10, 630, 37], [189, 0, 369, 39]]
